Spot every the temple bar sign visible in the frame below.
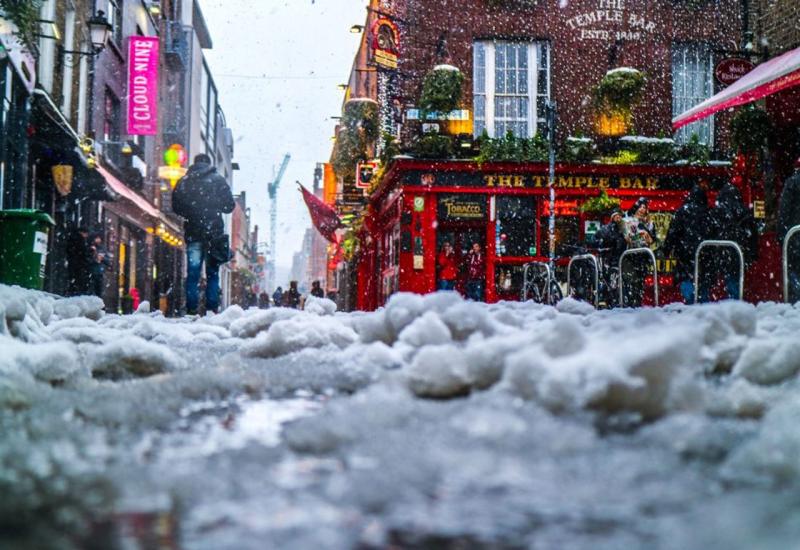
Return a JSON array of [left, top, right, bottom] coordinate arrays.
[[566, 0, 658, 42], [485, 174, 660, 190]]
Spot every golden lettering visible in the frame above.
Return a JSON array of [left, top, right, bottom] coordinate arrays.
[[497, 175, 513, 188], [574, 176, 588, 189], [558, 176, 574, 188], [646, 177, 659, 190], [513, 175, 525, 188], [620, 177, 632, 189], [485, 175, 497, 187], [599, 177, 610, 189], [532, 176, 546, 188]]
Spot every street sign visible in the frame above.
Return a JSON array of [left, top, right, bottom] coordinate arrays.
[[356, 161, 378, 190], [715, 58, 754, 87]]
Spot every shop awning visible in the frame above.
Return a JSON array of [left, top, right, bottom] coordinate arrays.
[[673, 46, 800, 130], [96, 165, 161, 218]]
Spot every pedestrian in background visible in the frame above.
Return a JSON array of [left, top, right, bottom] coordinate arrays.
[[310, 280, 324, 298], [272, 286, 284, 307], [662, 186, 712, 303], [172, 153, 235, 315], [89, 232, 112, 298], [778, 157, 800, 302], [258, 291, 271, 309], [66, 226, 93, 296], [437, 241, 457, 291], [284, 281, 301, 308], [711, 183, 758, 299], [465, 242, 485, 301], [621, 197, 657, 307]]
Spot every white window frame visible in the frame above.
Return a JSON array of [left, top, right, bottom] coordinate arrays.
[[672, 42, 714, 146], [473, 41, 550, 138]]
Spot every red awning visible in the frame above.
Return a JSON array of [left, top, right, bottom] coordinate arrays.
[[96, 164, 161, 218], [673, 46, 800, 130]]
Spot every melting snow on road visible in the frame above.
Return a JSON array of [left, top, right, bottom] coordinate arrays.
[[2, 284, 800, 549]]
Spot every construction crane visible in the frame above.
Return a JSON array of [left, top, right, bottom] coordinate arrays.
[[267, 153, 291, 293]]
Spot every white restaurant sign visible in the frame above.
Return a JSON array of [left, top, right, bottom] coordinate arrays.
[[566, 0, 659, 42]]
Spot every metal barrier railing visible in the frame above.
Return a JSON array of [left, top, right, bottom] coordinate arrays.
[[694, 240, 745, 303], [521, 261, 553, 304], [618, 247, 659, 307], [783, 225, 800, 303], [567, 254, 599, 308]]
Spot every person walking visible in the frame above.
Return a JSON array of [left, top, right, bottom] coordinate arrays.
[[172, 153, 235, 315], [621, 198, 657, 307], [437, 241, 458, 291], [258, 291, 271, 309], [465, 242, 485, 301], [284, 281, 301, 308], [310, 280, 325, 298], [778, 157, 800, 302], [272, 286, 284, 307], [662, 186, 712, 304], [710, 183, 758, 300], [66, 226, 93, 296], [591, 207, 627, 307], [89, 232, 112, 299]]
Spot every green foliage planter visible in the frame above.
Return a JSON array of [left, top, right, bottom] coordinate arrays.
[[0, 0, 44, 49], [594, 68, 646, 112], [413, 134, 454, 159], [476, 130, 548, 163], [580, 190, 621, 217], [730, 105, 773, 154], [332, 98, 380, 179], [341, 99, 380, 143], [619, 136, 677, 164], [419, 65, 464, 117], [563, 136, 595, 162], [678, 134, 711, 166]]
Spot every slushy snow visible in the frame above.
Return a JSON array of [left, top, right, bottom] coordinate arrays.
[[2, 283, 800, 549]]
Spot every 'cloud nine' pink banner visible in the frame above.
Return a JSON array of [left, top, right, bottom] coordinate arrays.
[[127, 36, 160, 135]]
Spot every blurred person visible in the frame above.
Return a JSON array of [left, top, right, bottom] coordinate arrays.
[[284, 281, 301, 308], [66, 226, 93, 296], [711, 183, 758, 300], [310, 280, 324, 298], [89, 232, 112, 299], [465, 242, 485, 301], [621, 197, 657, 307], [662, 186, 712, 303], [778, 157, 800, 302], [172, 153, 235, 314], [272, 286, 284, 307], [437, 241, 458, 291]]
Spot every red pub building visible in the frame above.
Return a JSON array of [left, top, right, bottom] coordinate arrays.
[[330, 0, 793, 311]]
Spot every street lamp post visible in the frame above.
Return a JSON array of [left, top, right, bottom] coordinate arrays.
[[546, 100, 558, 269]]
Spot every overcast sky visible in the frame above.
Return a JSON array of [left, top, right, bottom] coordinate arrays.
[[201, 0, 366, 270]]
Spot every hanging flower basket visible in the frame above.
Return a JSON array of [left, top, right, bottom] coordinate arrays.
[[593, 67, 646, 112], [419, 65, 464, 118], [730, 105, 772, 154], [342, 98, 380, 144]]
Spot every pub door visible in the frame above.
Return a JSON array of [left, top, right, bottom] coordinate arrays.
[[437, 224, 485, 295]]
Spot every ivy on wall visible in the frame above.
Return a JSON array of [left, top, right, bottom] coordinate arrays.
[[0, 0, 44, 49]]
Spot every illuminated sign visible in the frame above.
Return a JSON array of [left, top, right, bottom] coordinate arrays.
[[371, 17, 400, 70], [127, 36, 160, 135], [438, 194, 486, 221]]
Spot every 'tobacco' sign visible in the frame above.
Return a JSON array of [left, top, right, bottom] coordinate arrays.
[[127, 36, 160, 135]]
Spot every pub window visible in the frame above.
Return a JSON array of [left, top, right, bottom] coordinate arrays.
[[473, 40, 550, 138], [672, 43, 714, 145], [103, 88, 121, 142], [496, 196, 537, 257], [107, 0, 123, 46]]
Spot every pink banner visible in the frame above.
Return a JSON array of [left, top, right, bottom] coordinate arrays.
[[127, 36, 160, 135]]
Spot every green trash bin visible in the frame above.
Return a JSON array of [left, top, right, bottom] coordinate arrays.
[[0, 209, 56, 290]]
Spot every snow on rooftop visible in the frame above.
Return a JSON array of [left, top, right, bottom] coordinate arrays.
[[433, 64, 461, 72], [606, 66, 642, 76]]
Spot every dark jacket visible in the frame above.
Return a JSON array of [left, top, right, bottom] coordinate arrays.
[[778, 170, 800, 264], [592, 219, 628, 268], [90, 243, 112, 277], [172, 163, 235, 243], [711, 183, 759, 270], [66, 231, 94, 294], [662, 186, 712, 282], [272, 288, 283, 306], [310, 285, 324, 298], [284, 287, 301, 308]]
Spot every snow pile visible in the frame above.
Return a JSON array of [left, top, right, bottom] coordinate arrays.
[[243, 314, 359, 358]]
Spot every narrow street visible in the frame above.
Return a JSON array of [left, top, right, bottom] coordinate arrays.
[[3, 285, 800, 549]]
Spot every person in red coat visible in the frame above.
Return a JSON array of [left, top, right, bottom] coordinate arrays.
[[437, 241, 458, 291], [465, 242, 486, 301]]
